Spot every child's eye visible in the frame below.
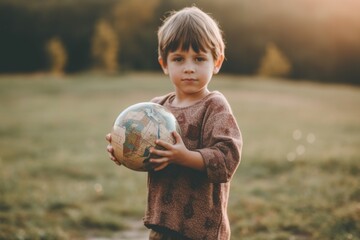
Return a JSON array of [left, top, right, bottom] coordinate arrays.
[[172, 57, 183, 62], [195, 57, 206, 62]]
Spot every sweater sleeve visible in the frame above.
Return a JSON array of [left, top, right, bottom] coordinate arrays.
[[196, 95, 242, 183]]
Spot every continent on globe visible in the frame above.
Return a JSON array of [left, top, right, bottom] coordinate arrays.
[[111, 102, 180, 171]]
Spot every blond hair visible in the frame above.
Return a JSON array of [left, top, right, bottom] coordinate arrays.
[[158, 6, 225, 64]]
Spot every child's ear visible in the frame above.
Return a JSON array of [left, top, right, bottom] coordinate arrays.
[[158, 57, 169, 75], [213, 54, 225, 74]]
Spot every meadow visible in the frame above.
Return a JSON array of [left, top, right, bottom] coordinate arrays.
[[0, 72, 359, 240]]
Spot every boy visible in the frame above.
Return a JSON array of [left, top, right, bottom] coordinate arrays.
[[106, 6, 242, 240]]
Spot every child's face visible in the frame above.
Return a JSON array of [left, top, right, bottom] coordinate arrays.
[[159, 47, 223, 98]]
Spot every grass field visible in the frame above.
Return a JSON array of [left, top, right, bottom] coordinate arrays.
[[0, 72, 359, 240]]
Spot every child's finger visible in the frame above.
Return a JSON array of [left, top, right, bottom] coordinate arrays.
[[107, 144, 114, 153], [108, 153, 121, 165], [155, 139, 173, 150], [105, 133, 112, 142], [151, 147, 170, 158], [150, 156, 169, 164], [172, 131, 183, 144], [153, 162, 169, 171]]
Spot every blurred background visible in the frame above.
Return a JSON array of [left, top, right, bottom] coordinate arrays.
[[1, 0, 359, 239], [0, 0, 360, 84]]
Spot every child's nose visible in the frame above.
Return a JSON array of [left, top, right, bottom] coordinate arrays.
[[183, 62, 195, 73]]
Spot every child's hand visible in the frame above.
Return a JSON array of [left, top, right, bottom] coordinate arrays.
[[149, 131, 188, 171], [105, 133, 122, 166]]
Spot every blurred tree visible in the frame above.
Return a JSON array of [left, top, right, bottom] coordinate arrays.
[[111, 0, 160, 69], [112, 0, 160, 32], [45, 37, 67, 76], [91, 19, 119, 73], [257, 42, 292, 78], [0, 0, 360, 84]]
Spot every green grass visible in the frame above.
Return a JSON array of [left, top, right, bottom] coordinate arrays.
[[0, 72, 359, 240]]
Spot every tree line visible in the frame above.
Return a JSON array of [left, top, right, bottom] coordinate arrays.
[[0, 0, 359, 84]]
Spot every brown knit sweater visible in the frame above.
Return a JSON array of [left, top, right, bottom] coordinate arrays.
[[144, 91, 242, 240]]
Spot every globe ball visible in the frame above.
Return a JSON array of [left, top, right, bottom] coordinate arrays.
[[111, 102, 180, 171]]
